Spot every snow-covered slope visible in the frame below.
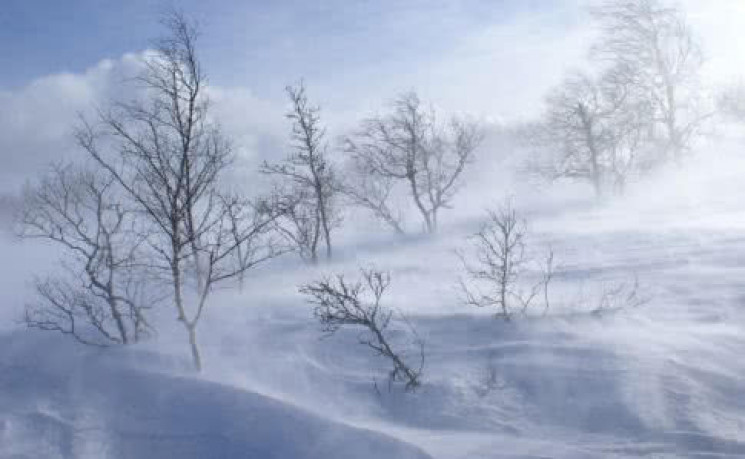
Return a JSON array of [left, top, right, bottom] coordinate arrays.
[[0, 332, 431, 459], [189, 215, 745, 458], [2, 152, 745, 458]]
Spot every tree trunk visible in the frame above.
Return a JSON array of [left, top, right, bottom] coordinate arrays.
[[408, 173, 433, 233], [187, 325, 202, 372], [109, 298, 129, 344], [578, 103, 603, 198], [170, 241, 202, 371], [319, 202, 332, 260]]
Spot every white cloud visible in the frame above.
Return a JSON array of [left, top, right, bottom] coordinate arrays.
[[0, 53, 145, 193], [0, 53, 287, 195]]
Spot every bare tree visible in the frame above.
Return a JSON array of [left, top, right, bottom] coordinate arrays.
[[605, 69, 651, 194], [262, 82, 339, 263], [459, 200, 554, 320], [532, 70, 650, 196], [592, 0, 708, 164], [18, 164, 152, 346], [300, 268, 424, 391], [540, 73, 615, 197], [344, 92, 482, 233], [79, 12, 281, 370]]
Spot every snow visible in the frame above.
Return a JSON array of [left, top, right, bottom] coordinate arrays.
[[0, 332, 431, 459], [3, 150, 745, 458]]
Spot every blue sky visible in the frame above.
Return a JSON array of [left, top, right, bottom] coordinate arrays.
[[0, 1, 598, 193], [0, 0, 562, 91]]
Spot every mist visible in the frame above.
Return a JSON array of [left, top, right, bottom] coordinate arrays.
[[2, 1, 745, 458]]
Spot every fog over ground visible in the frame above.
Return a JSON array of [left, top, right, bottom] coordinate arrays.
[[2, 1, 745, 458]]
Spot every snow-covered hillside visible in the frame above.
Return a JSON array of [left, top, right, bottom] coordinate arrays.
[[0, 331, 431, 459], [2, 151, 745, 458]]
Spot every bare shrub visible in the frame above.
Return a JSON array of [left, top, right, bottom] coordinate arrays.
[[460, 200, 554, 320], [300, 268, 424, 391], [590, 275, 648, 316]]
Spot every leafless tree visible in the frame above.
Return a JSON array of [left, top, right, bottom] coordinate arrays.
[[344, 92, 482, 233], [459, 200, 554, 320], [18, 164, 152, 346], [591, 0, 709, 164], [79, 12, 282, 370], [540, 73, 615, 196], [262, 82, 340, 263], [605, 86, 651, 193], [300, 268, 424, 391], [531, 70, 651, 197]]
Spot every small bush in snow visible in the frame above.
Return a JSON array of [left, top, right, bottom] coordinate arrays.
[[459, 199, 555, 320], [590, 274, 648, 316], [300, 268, 424, 391]]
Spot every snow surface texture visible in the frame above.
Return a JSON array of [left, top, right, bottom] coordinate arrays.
[[0, 332, 430, 459], [2, 152, 745, 458]]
